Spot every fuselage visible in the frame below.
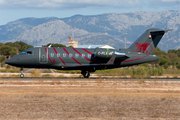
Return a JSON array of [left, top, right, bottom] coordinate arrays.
[[5, 47, 159, 70]]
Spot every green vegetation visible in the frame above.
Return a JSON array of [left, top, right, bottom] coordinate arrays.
[[0, 41, 33, 56], [151, 47, 180, 69], [42, 74, 52, 77], [0, 41, 33, 67], [95, 66, 165, 78], [4, 41, 33, 53], [0, 69, 19, 73]]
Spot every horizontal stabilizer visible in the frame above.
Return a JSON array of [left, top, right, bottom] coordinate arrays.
[[165, 29, 173, 33]]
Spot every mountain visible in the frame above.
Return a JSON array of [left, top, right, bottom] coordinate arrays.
[[0, 10, 180, 51]]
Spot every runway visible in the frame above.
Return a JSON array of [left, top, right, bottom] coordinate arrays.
[[0, 80, 180, 119], [1, 77, 180, 82], [1, 77, 180, 119]]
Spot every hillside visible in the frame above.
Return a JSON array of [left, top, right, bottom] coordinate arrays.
[[0, 10, 180, 51]]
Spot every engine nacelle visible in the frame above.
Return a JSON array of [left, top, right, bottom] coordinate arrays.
[[94, 48, 114, 59], [94, 48, 126, 59]]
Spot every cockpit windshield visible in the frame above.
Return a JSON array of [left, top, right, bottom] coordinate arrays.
[[19, 51, 33, 55]]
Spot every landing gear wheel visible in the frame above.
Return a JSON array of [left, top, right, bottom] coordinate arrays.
[[84, 72, 90, 78], [81, 71, 90, 78], [20, 68, 24, 78], [20, 74, 24, 78]]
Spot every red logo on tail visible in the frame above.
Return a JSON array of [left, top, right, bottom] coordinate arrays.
[[132, 43, 151, 53], [123, 42, 153, 62]]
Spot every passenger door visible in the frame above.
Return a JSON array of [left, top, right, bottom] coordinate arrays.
[[39, 48, 48, 64]]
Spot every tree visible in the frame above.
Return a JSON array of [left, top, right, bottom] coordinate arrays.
[[12, 42, 21, 52], [12, 41, 33, 52], [168, 53, 178, 61], [151, 47, 168, 65], [0, 43, 4, 47], [5, 42, 13, 47], [168, 49, 176, 54], [21, 45, 32, 52], [0, 45, 12, 56], [10, 47, 18, 57], [0, 56, 5, 62]]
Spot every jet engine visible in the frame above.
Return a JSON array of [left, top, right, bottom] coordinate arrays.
[[94, 48, 114, 59], [94, 48, 126, 59]]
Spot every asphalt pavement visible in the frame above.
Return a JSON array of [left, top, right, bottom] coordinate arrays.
[[1, 77, 180, 82]]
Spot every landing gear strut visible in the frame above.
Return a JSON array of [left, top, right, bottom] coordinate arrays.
[[20, 68, 24, 78], [81, 70, 90, 78]]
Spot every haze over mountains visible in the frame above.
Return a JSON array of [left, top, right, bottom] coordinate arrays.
[[0, 10, 180, 51]]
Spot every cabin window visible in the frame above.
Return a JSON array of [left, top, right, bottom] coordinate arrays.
[[63, 53, 66, 57], [75, 54, 79, 58], [88, 54, 91, 58], [57, 53, 60, 57], [69, 53, 73, 57], [19, 51, 33, 55], [82, 54, 85, 58], [51, 53, 54, 57], [41, 55, 46, 61], [27, 51, 33, 55]]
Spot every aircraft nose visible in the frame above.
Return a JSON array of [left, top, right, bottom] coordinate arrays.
[[5, 56, 23, 67], [5, 59, 14, 65]]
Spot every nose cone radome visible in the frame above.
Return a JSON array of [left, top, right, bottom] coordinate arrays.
[[5, 57, 21, 67], [5, 59, 14, 65]]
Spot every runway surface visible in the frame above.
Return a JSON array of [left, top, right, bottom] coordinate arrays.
[[1, 77, 180, 82]]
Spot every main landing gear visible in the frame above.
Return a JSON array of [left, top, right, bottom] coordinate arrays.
[[81, 70, 90, 78], [81, 67, 96, 78], [20, 68, 24, 78]]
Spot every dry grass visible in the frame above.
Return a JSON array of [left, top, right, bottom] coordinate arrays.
[[1, 67, 180, 78], [42, 74, 53, 77], [0, 80, 180, 119], [31, 69, 41, 77]]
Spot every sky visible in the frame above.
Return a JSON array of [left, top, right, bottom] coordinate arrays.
[[0, 0, 180, 25]]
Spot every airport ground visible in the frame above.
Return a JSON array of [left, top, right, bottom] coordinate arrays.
[[0, 78, 180, 119]]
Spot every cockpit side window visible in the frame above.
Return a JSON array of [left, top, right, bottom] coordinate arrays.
[[19, 51, 26, 55], [27, 51, 33, 55], [19, 51, 34, 55]]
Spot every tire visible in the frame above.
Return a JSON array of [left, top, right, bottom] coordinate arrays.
[[20, 74, 24, 78], [84, 72, 90, 78]]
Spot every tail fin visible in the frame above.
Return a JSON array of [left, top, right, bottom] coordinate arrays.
[[129, 28, 170, 54]]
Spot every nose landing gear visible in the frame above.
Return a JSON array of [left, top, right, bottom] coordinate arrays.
[[81, 67, 96, 78], [20, 68, 24, 78]]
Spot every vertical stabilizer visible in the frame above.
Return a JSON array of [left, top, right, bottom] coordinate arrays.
[[129, 29, 167, 54]]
